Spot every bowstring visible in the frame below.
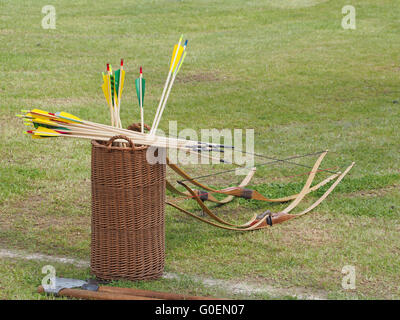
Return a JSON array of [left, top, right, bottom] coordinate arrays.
[[176, 150, 341, 183], [163, 132, 348, 182], [166, 131, 341, 175]]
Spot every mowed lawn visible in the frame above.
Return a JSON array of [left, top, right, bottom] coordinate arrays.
[[1, 0, 399, 299]]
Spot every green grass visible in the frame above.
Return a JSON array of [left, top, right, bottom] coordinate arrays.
[[1, 0, 399, 299]]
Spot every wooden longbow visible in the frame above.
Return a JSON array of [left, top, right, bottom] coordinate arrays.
[[167, 152, 354, 231], [167, 152, 343, 230], [166, 153, 341, 203]]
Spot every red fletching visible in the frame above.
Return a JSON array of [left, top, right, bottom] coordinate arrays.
[[140, 66, 142, 74], [121, 59, 123, 67], [107, 63, 110, 71]]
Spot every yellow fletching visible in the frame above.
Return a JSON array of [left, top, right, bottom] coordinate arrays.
[[31, 118, 59, 126], [120, 69, 125, 95], [170, 44, 184, 71], [29, 109, 54, 121], [106, 74, 112, 107], [102, 82, 110, 105], [31, 109, 49, 115], [34, 126, 60, 136], [57, 112, 82, 122]]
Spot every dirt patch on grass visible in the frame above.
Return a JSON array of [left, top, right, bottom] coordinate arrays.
[[29, 97, 93, 108], [343, 185, 399, 198], [178, 72, 228, 83], [0, 180, 91, 249], [270, 213, 339, 248], [0, 29, 14, 35]]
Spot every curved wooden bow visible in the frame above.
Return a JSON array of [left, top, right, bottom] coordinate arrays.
[[166, 152, 355, 231]]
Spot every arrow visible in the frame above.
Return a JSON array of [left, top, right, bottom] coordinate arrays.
[[109, 64, 120, 129], [116, 59, 125, 128], [151, 39, 188, 134], [112, 59, 124, 129], [110, 72, 116, 110], [176, 51, 187, 75], [151, 35, 184, 135], [24, 118, 71, 131], [169, 41, 184, 72], [101, 72, 111, 107], [105, 64, 115, 126], [135, 66, 146, 133], [55, 111, 83, 123]]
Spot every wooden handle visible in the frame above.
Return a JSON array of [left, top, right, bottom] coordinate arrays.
[[270, 212, 296, 225], [38, 285, 160, 300], [99, 286, 221, 300]]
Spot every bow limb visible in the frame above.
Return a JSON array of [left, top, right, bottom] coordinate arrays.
[[221, 171, 339, 202], [248, 151, 328, 228], [291, 162, 354, 216], [245, 150, 328, 229], [177, 180, 259, 228], [282, 150, 328, 214], [252, 162, 355, 228]]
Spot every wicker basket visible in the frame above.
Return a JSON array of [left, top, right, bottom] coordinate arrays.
[[90, 134, 166, 281]]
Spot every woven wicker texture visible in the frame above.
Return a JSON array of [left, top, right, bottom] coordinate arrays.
[[91, 134, 166, 281]]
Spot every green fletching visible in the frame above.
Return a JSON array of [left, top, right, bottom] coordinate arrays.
[[114, 69, 120, 97], [33, 122, 69, 130], [135, 78, 146, 106], [110, 74, 115, 105]]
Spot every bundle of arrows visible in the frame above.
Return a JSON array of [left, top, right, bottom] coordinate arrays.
[[18, 36, 218, 155], [19, 108, 227, 155], [19, 35, 236, 166]]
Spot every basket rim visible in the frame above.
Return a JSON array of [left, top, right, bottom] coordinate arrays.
[[91, 139, 148, 151]]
